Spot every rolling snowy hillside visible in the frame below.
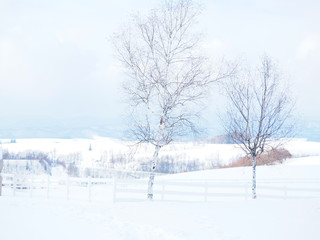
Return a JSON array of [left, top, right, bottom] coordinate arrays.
[[2, 137, 320, 175], [1, 155, 320, 240]]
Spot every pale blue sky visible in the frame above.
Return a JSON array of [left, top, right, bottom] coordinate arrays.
[[0, 0, 319, 139]]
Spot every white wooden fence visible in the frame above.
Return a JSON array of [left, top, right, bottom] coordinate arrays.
[[1, 173, 320, 202], [113, 178, 320, 202], [1, 173, 114, 202]]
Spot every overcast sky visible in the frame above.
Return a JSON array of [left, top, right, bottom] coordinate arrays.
[[0, 0, 319, 139]]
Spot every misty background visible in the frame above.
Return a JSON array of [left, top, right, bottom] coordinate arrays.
[[0, 0, 319, 140]]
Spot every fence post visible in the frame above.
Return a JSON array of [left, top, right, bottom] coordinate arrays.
[[88, 176, 92, 202], [13, 174, 16, 197], [0, 158, 3, 196], [284, 185, 287, 200], [161, 180, 165, 201], [204, 180, 208, 202], [245, 182, 249, 200], [47, 175, 50, 199], [30, 175, 34, 198], [0, 174, 2, 197], [66, 175, 70, 200], [113, 178, 117, 203]]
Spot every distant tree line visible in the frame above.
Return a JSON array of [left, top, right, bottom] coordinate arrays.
[[3, 148, 224, 175]]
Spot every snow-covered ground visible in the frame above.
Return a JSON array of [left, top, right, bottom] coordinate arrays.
[[1, 151, 320, 239], [1, 138, 320, 239], [1, 196, 319, 240]]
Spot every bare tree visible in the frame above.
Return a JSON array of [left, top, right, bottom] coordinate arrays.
[[223, 56, 294, 199], [114, 0, 230, 199]]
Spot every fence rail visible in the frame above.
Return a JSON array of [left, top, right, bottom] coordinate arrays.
[[1, 173, 114, 202], [1, 173, 320, 202], [113, 178, 320, 202]]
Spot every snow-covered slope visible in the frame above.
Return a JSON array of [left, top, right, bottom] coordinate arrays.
[[1, 159, 320, 240], [1, 138, 320, 240], [3, 137, 320, 174]]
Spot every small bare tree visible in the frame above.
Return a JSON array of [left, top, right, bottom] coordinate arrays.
[[223, 56, 294, 199], [114, 0, 230, 199]]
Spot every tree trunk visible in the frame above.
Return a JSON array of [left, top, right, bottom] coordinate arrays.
[[252, 155, 257, 199], [148, 145, 161, 200]]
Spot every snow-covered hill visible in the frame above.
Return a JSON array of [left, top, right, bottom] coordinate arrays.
[[2, 137, 320, 175], [1, 153, 320, 240]]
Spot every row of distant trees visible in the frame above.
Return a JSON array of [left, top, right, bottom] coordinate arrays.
[[2, 150, 81, 176], [2, 148, 222, 176], [113, 0, 294, 199]]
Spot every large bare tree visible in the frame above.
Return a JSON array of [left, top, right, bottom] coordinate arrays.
[[113, 0, 230, 199], [223, 56, 294, 199]]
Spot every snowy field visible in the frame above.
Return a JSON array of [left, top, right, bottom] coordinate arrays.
[[1, 157, 320, 239], [0, 139, 320, 240], [2, 137, 320, 170], [1, 196, 319, 240]]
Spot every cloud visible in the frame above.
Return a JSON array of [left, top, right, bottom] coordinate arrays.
[[296, 34, 320, 59], [201, 38, 226, 57]]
